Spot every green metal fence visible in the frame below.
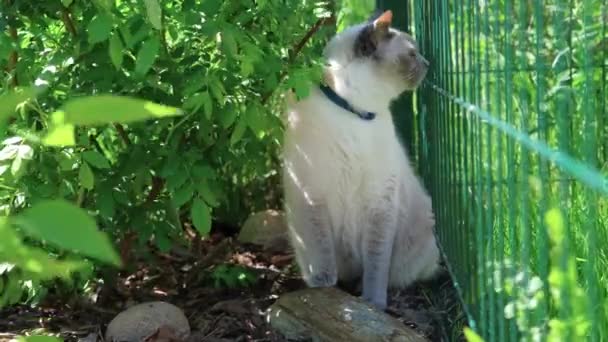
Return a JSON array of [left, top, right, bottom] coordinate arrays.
[[407, 1, 608, 340]]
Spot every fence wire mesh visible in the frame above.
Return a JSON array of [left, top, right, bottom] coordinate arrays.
[[409, 1, 608, 340]]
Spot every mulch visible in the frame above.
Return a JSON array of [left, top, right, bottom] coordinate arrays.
[[0, 235, 463, 342]]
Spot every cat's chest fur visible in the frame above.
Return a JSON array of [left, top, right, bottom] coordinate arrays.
[[283, 88, 409, 225]]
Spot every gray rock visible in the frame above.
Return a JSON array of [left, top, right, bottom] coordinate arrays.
[[268, 287, 428, 342], [105, 301, 190, 342], [238, 209, 291, 253], [77, 332, 99, 342]]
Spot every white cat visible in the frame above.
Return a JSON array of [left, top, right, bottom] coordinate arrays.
[[282, 10, 440, 309]]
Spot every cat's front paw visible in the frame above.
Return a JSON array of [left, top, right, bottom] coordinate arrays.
[[305, 269, 338, 288], [361, 293, 387, 311]]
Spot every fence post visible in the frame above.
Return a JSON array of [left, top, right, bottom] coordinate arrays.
[[376, 0, 415, 157]]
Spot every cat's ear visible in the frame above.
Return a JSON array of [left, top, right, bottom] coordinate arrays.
[[372, 10, 392, 34], [366, 9, 383, 22], [355, 10, 393, 57]]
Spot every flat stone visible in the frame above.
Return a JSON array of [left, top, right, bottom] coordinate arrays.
[[268, 287, 428, 342], [238, 209, 291, 253], [105, 301, 190, 342]]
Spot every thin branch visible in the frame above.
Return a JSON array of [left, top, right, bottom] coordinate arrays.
[[76, 188, 86, 207], [289, 16, 335, 64], [114, 120, 167, 204], [145, 176, 165, 204], [111, 123, 168, 205], [261, 16, 335, 105], [89, 133, 106, 156], [61, 7, 78, 37], [7, 24, 18, 88], [113, 123, 132, 146]]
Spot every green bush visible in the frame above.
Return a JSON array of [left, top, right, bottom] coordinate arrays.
[[1, 0, 345, 307]]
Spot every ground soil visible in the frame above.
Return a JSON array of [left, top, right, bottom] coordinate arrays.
[[0, 234, 465, 342]]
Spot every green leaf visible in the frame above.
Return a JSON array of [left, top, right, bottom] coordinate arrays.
[[209, 77, 225, 104], [108, 32, 124, 69], [182, 0, 195, 10], [1, 270, 24, 305], [197, 179, 219, 207], [166, 168, 188, 189], [112, 189, 129, 205], [53, 95, 182, 126], [240, 59, 254, 77], [61, 0, 74, 7], [131, 27, 155, 51], [79, 162, 94, 190], [183, 92, 206, 113], [16, 144, 33, 160], [293, 78, 311, 99], [82, 150, 110, 169], [191, 198, 211, 236], [135, 37, 160, 76], [200, 0, 222, 13], [245, 106, 268, 138], [56, 152, 76, 171], [10, 156, 24, 177], [118, 25, 134, 48], [14, 200, 121, 266], [201, 91, 212, 119], [0, 87, 39, 123], [218, 105, 238, 129], [0, 145, 18, 161], [159, 158, 179, 177], [154, 231, 172, 252], [0, 34, 13, 60], [97, 187, 115, 218], [230, 117, 247, 146], [0, 219, 88, 282], [172, 183, 194, 207], [192, 164, 216, 180], [93, 0, 113, 11], [43, 122, 75, 147], [144, 0, 163, 30], [263, 74, 278, 92], [87, 13, 113, 45], [221, 31, 238, 56], [463, 328, 485, 342]]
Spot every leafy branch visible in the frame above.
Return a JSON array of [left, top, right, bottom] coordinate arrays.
[[0, 0, 336, 309], [261, 15, 336, 104]]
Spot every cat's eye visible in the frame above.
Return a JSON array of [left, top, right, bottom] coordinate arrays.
[[409, 51, 416, 58]]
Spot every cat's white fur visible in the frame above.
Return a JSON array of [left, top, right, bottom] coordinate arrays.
[[282, 14, 440, 309]]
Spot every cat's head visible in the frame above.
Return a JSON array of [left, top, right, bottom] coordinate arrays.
[[324, 11, 428, 101]]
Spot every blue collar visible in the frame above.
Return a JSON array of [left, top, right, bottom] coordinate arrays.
[[319, 84, 376, 121]]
